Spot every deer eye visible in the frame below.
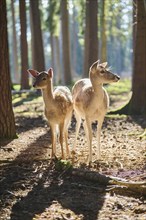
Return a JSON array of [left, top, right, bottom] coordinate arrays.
[[42, 78, 46, 80], [100, 70, 105, 74]]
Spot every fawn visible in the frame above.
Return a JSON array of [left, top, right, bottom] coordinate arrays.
[[28, 68, 73, 159], [72, 60, 120, 163]]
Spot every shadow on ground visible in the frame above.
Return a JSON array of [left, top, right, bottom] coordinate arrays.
[[12, 91, 40, 108], [0, 130, 107, 220], [15, 115, 46, 133]]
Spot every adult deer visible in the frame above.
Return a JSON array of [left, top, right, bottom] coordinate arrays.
[[72, 60, 120, 163], [28, 68, 73, 159]]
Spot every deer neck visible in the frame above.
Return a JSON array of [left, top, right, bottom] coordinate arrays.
[[41, 81, 54, 108], [90, 78, 104, 95]]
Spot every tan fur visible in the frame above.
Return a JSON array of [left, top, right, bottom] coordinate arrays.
[[28, 68, 73, 159], [72, 60, 120, 163]]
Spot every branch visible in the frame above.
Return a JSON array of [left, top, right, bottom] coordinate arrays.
[[72, 169, 146, 196]]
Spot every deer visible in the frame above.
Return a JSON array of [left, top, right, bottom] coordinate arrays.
[[72, 60, 120, 163], [27, 68, 73, 160]]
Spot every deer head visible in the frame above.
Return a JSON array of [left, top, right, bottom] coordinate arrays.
[[89, 60, 120, 84], [27, 68, 53, 89]]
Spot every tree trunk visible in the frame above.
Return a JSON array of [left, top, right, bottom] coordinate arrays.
[[10, 0, 19, 84], [0, 0, 16, 139], [50, 34, 56, 83], [130, 0, 146, 116], [72, 4, 78, 77], [50, 35, 62, 84], [47, 0, 61, 84], [19, 0, 30, 90], [133, 0, 137, 54], [101, 0, 107, 63], [61, 0, 72, 85], [54, 36, 62, 84], [29, 0, 45, 71], [83, 0, 98, 77], [109, 0, 146, 117]]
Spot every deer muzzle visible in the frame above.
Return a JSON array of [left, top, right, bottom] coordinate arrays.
[[113, 74, 120, 82]]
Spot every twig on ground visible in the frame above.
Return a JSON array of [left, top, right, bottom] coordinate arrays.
[[72, 168, 146, 196]]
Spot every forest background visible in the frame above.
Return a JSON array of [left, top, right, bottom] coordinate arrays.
[[0, 1, 146, 219], [0, 0, 146, 139], [8, 0, 133, 86]]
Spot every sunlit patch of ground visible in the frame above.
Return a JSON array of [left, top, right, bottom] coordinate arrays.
[[0, 80, 145, 220]]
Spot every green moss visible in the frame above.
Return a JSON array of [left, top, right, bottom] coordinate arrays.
[[106, 78, 131, 95], [55, 159, 72, 171], [139, 129, 146, 140], [106, 114, 127, 119], [12, 92, 42, 105], [13, 84, 21, 91]]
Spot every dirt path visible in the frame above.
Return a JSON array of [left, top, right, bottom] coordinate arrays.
[[0, 102, 146, 219]]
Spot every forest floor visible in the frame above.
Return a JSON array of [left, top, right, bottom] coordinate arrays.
[[0, 81, 146, 220]]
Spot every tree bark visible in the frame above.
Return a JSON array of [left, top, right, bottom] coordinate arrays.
[[101, 0, 107, 63], [0, 0, 16, 139], [83, 0, 98, 77], [72, 4, 78, 76], [29, 0, 45, 71], [130, 0, 146, 116], [61, 0, 72, 85], [19, 0, 30, 90], [109, 0, 146, 117], [54, 36, 62, 84], [10, 0, 19, 84]]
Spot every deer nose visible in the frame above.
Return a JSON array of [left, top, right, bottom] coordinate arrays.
[[116, 75, 120, 80]]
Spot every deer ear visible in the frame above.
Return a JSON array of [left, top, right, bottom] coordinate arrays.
[[96, 60, 100, 68], [97, 60, 100, 65], [101, 62, 108, 68], [90, 60, 100, 70], [27, 69, 39, 78], [47, 68, 53, 78]]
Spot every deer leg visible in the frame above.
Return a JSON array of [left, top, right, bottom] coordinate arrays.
[[85, 118, 92, 163], [83, 120, 88, 140], [64, 110, 73, 158], [96, 117, 104, 160], [64, 129, 70, 157], [50, 124, 56, 158], [59, 123, 65, 159], [64, 117, 70, 157], [73, 112, 81, 152]]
